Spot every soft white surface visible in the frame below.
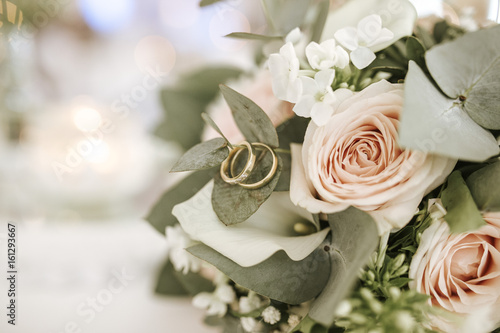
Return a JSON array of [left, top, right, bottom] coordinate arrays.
[[0, 219, 218, 333]]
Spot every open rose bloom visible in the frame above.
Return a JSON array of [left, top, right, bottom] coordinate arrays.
[[410, 212, 500, 333], [290, 80, 456, 234]]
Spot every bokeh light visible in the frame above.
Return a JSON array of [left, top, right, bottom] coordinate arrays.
[[78, 0, 135, 33]]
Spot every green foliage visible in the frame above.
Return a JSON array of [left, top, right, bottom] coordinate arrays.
[[291, 316, 328, 333], [187, 243, 331, 304], [310, 0, 330, 43], [335, 288, 437, 333], [432, 20, 466, 44], [201, 112, 233, 148], [155, 67, 241, 150], [225, 32, 283, 42], [170, 138, 229, 172], [155, 259, 214, 296], [309, 208, 379, 327], [406, 36, 426, 69], [199, 0, 224, 6], [220, 85, 279, 148], [467, 161, 500, 212], [146, 168, 216, 234], [441, 171, 486, 233], [261, 0, 312, 34]]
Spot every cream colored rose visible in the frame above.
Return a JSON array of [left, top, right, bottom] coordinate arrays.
[[202, 68, 294, 142], [409, 212, 500, 333], [290, 80, 456, 234]]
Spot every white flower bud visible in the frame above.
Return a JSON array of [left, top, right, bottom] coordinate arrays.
[[261, 306, 281, 325]]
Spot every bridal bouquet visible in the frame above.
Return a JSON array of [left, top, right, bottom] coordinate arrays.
[[147, 0, 500, 332]]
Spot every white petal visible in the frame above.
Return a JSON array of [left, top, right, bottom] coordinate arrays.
[[334, 27, 358, 51], [322, 0, 417, 52], [301, 76, 319, 96], [314, 69, 335, 89], [285, 27, 302, 44], [357, 14, 382, 45], [293, 95, 316, 118], [368, 27, 395, 48], [286, 78, 303, 103], [172, 181, 330, 267], [335, 46, 350, 69], [350, 47, 376, 69], [311, 102, 335, 126]]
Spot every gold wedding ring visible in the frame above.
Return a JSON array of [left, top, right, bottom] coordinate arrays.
[[220, 141, 256, 185], [220, 141, 279, 190]]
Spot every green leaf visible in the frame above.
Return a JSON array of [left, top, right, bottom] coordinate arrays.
[[398, 61, 499, 161], [291, 316, 328, 333], [310, 0, 330, 43], [426, 25, 500, 129], [201, 112, 233, 148], [145, 168, 216, 234], [199, 0, 224, 6], [220, 85, 280, 147], [441, 171, 486, 233], [171, 138, 229, 172], [406, 36, 426, 69], [225, 32, 283, 41], [187, 242, 331, 304], [274, 152, 291, 191], [155, 67, 241, 149], [309, 207, 378, 327], [467, 161, 500, 212], [276, 116, 309, 149], [155, 259, 214, 296], [212, 153, 282, 225], [261, 0, 312, 34]]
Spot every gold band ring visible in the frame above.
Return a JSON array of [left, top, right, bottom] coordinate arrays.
[[236, 143, 278, 190], [220, 141, 256, 185]]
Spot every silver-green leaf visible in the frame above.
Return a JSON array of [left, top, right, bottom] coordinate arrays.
[[426, 25, 500, 129], [261, 0, 312, 34], [170, 138, 229, 173], [225, 32, 283, 41], [399, 61, 499, 162], [467, 161, 500, 212], [309, 207, 378, 327], [187, 242, 330, 304], [220, 84, 279, 147], [441, 171, 486, 233]]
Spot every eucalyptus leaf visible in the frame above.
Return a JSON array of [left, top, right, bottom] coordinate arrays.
[[398, 61, 499, 162], [199, 0, 223, 6], [220, 84, 279, 147], [406, 36, 426, 69], [467, 161, 500, 212], [309, 207, 378, 326], [276, 115, 310, 149], [441, 171, 486, 233], [155, 260, 188, 296], [171, 138, 229, 172], [187, 242, 331, 304], [291, 316, 328, 333], [310, 0, 330, 43], [201, 112, 233, 148], [225, 32, 283, 41], [145, 168, 216, 234], [261, 0, 312, 34], [426, 25, 500, 129], [179, 67, 242, 101], [212, 153, 282, 225], [274, 153, 291, 191]]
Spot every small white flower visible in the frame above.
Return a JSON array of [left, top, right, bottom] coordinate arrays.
[[287, 314, 301, 328], [334, 14, 394, 69], [293, 70, 353, 126], [335, 300, 352, 317], [261, 306, 281, 325], [305, 39, 349, 70], [239, 291, 262, 314], [285, 27, 303, 45], [192, 284, 235, 317], [268, 42, 302, 103], [241, 317, 262, 333], [165, 225, 201, 274]]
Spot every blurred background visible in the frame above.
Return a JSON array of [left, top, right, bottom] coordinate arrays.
[[0, 0, 498, 332]]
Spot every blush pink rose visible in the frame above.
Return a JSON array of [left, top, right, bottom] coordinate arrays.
[[290, 80, 456, 234], [202, 68, 295, 143], [409, 212, 500, 333]]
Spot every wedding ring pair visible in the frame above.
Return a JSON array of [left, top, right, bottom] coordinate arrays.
[[220, 141, 278, 189]]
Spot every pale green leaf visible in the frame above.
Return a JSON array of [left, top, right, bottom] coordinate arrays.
[[399, 61, 499, 162], [467, 161, 500, 212], [187, 243, 330, 304], [426, 25, 500, 129], [261, 0, 312, 34], [309, 207, 378, 327], [291, 316, 328, 333], [172, 181, 329, 267], [441, 171, 486, 233], [310, 0, 330, 43], [155, 259, 214, 296], [199, 0, 223, 6], [220, 84, 279, 147], [406, 36, 426, 68], [201, 112, 233, 148], [225, 32, 283, 41], [170, 138, 229, 172], [145, 168, 216, 234]]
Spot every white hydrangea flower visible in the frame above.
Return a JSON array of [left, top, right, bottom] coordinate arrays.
[[334, 14, 394, 69], [192, 284, 236, 317], [268, 42, 302, 103], [305, 39, 349, 70], [165, 225, 201, 274], [239, 291, 263, 314], [240, 317, 263, 333], [261, 306, 281, 325], [293, 69, 353, 126]]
